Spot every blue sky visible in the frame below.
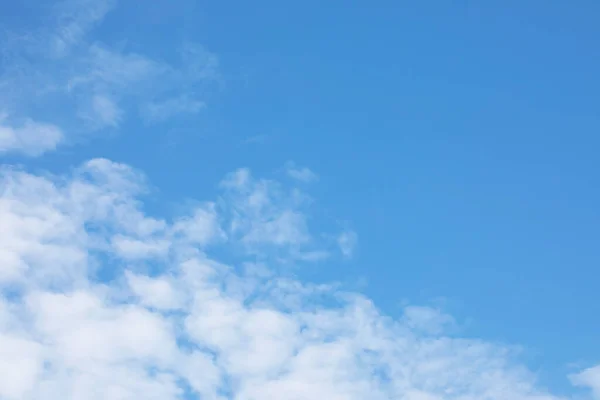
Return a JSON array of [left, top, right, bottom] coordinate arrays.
[[1, 1, 599, 399]]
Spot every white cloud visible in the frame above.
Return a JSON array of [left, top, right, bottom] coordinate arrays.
[[80, 44, 167, 88], [0, 0, 219, 154], [126, 272, 184, 310], [219, 168, 329, 261], [111, 235, 170, 259], [0, 334, 43, 399], [571, 365, 600, 399], [286, 162, 319, 183], [171, 203, 224, 246], [401, 305, 456, 336], [68, 43, 215, 129], [0, 158, 162, 288], [50, 0, 117, 57], [0, 115, 63, 156], [79, 94, 121, 128], [242, 210, 310, 246], [0, 158, 596, 399]]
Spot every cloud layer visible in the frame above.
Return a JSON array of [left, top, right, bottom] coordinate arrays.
[[1, 158, 597, 400]]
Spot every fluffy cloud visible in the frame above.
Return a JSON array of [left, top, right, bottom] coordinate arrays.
[[0, 158, 595, 400]]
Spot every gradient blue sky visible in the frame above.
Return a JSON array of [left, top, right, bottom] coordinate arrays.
[[1, 1, 599, 399]]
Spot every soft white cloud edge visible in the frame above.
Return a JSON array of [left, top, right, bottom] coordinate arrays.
[[285, 162, 319, 183], [0, 114, 64, 156], [0, 158, 598, 400], [571, 366, 600, 400]]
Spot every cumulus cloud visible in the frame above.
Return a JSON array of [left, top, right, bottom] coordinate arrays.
[[50, 0, 117, 57], [125, 271, 184, 311], [0, 158, 595, 399]]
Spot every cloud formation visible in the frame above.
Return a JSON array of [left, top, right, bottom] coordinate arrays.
[[285, 162, 319, 183], [0, 115, 64, 156], [337, 229, 358, 258], [0, 0, 218, 155], [1, 158, 597, 400], [571, 366, 600, 400], [0, 2, 598, 400], [141, 96, 206, 123]]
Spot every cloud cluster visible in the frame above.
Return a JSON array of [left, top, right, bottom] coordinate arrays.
[[1, 158, 597, 400], [0, 0, 218, 155], [0, 1, 598, 399]]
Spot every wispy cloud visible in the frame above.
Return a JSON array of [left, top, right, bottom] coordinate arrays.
[[79, 94, 121, 128], [571, 366, 600, 399], [0, 0, 218, 155], [0, 114, 64, 156], [285, 161, 319, 183], [141, 95, 206, 123], [218, 167, 337, 262], [0, 158, 596, 399], [401, 305, 457, 335], [50, 0, 117, 57], [337, 229, 358, 258]]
